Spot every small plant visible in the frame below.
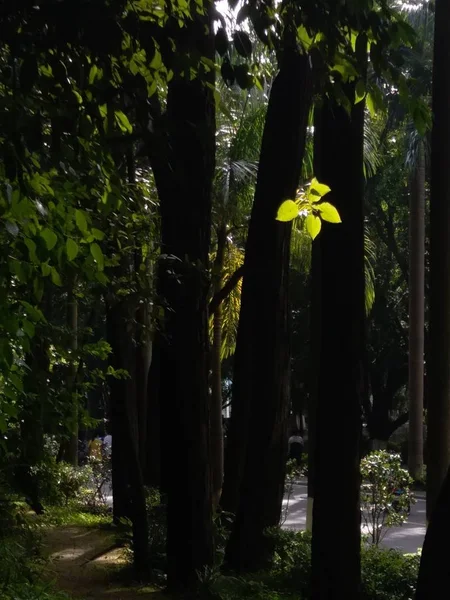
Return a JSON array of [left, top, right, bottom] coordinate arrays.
[[360, 451, 414, 545]]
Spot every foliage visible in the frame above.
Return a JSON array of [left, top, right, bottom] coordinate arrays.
[[264, 527, 419, 600], [31, 458, 91, 507], [276, 178, 340, 240], [360, 451, 414, 545], [361, 546, 420, 600]]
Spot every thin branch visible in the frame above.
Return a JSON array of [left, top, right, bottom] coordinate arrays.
[[209, 265, 244, 315]]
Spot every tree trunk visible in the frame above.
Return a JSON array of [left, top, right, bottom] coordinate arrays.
[[145, 337, 161, 487], [416, 465, 450, 598], [148, 5, 215, 587], [426, 0, 450, 521], [222, 48, 312, 572], [65, 278, 78, 466], [306, 245, 321, 532], [211, 225, 227, 509], [311, 96, 365, 599], [136, 302, 152, 474], [107, 298, 149, 576], [408, 139, 425, 481]]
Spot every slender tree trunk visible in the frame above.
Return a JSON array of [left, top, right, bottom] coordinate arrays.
[[65, 278, 78, 466], [223, 48, 312, 571], [311, 96, 365, 599], [136, 303, 152, 474], [408, 139, 425, 481], [148, 4, 215, 587], [146, 337, 161, 487], [427, 0, 450, 521], [211, 225, 227, 509]]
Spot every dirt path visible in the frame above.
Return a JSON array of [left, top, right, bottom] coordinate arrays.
[[43, 526, 166, 600]]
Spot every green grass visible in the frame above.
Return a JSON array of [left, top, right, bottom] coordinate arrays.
[[37, 503, 112, 528]]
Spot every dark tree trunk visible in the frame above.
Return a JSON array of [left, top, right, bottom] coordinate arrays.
[[426, 0, 450, 521], [148, 5, 215, 588], [145, 338, 161, 487], [222, 48, 312, 572], [136, 303, 152, 475], [107, 298, 149, 576], [211, 225, 227, 509], [416, 466, 450, 598], [17, 319, 51, 514], [408, 139, 425, 480], [65, 278, 79, 466], [311, 97, 365, 599]]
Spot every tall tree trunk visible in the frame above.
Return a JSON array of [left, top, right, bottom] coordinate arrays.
[[222, 47, 312, 572], [148, 5, 215, 587], [107, 298, 149, 576], [408, 139, 425, 481], [211, 225, 227, 509], [311, 96, 365, 599], [145, 337, 161, 487], [426, 0, 450, 521], [415, 466, 450, 598], [65, 277, 78, 466]]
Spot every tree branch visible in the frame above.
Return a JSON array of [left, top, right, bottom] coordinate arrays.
[[387, 412, 409, 438], [209, 265, 244, 315]]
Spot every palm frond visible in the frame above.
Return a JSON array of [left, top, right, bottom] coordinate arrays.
[[364, 227, 377, 315], [290, 220, 312, 273], [209, 243, 244, 360]]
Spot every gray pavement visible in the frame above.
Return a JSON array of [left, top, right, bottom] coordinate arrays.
[[282, 483, 426, 554]]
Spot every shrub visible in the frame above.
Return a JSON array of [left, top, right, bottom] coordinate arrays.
[[361, 546, 419, 600], [31, 458, 91, 507], [265, 526, 420, 600], [360, 451, 414, 545]]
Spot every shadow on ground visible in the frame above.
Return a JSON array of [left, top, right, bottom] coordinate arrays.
[[43, 526, 166, 600]]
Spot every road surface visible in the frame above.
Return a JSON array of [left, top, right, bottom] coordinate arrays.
[[282, 482, 426, 554]]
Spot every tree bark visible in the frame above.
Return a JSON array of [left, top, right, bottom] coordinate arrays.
[[65, 277, 78, 466], [211, 225, 227, 509], [222, 48, 312, 571], [416, 466, 450, 598], [311, 97, 365, 599], [408, 139, 425, 480], [148, 4, 215, 587], [426, 0, 450, 521], [107, 298, 149, 576]]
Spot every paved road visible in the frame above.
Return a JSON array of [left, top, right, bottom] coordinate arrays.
[[282, 483, 426, 554]]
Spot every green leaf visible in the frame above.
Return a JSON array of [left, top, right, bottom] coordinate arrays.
[[91, 228, 105, 241], [40, 227, 58, 250], [276, 200, 299, 222], [89, 64, 98, 84], [10, 373, 23, 392], [41, 263, 51, 277], [66, 238, 79, 261], [90, 243, 104, 271], [309, 178, 331, 200], [115, 111, 133, 133], [0, 338, 13, 369], [21, 300, 44, 323], [305, 214, 322, 240], [51, 267, 62, 286], [355, 79, 366, 104], [22, 320, 35, 338], [75, 209, 88, 234], [317, 202, 342, 223], [233, 31, 252, 58]]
